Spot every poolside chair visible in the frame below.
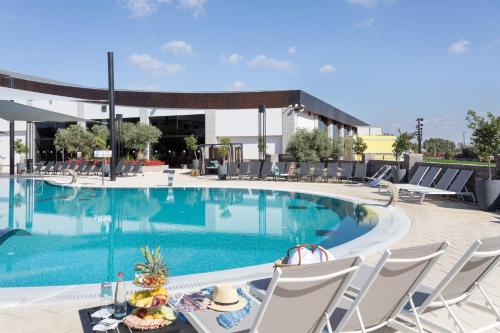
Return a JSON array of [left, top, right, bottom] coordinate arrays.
[[402, 168, 458, 199], [311, 162, 325, 181], [366, 165, 393, 186], [120, 162, 134, 176], [32, 162, 45, 174], [410, 169, 475, 203], [68, 161, 78, 170], [286, 162, 297, 180], [349, 163, 367, 182], [92, 161, 103, 175], [395, 166, 441, 193], [82, 161, 95, 175], [51, 161, 63, 174], [42, 161, 54, 174], [75, 161, 87, 174], [227, 162, 239, 179], [324, 162, 339, 182], [239, 162, 250, 179], [275, 161, 288, 180], [260, 161, 274, 180], [60, 161, 70, 173], [183, 256, 364, 333], [329, 242, 448, 333], [338, 162, 353, 182], [248, 160, 262, 180], [297, 162, 311, 181], [115, 160, 125, 175], [402, 236, 500, 333], [131, 160, 144, 176]]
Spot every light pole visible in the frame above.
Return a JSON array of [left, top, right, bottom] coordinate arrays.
[[107, 52, 117, 181], [416, 117, 424, 153]]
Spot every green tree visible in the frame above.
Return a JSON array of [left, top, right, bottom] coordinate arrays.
[[286, 128, 333, 162], [353, 136, 368, 160], [184, 134, 199, 160], [466, 110, 500, 179], [218, 136, 232, 162], [120, 122, 162, 159], [331, 137, 344, 160], [14, 139, 28, 157], [54, 124, 93, 158], [423, 137, 456, 157], [393, 130, 416, 160], [90, 124, 109, 150]]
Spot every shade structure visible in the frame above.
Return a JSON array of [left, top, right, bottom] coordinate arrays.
[[0, 100, 86, 122]]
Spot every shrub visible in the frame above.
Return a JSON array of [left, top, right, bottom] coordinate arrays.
[[286, 128, 333, 162]]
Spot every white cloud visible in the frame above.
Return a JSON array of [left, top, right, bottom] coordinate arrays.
[[229, 80, 245, 91], [177, 0, 206, 17], [287, 46, 297, 54], [247, 55, 292, 71], [320, 64, 337, 73], [120, 0, 171, 18], [346, 0, 377, 8], [448, 40, 470, 54], [221, 53, 242, 65], [354, 17, 375, 29], [161, 40, 193, 56], [129, 53, 185, 76]]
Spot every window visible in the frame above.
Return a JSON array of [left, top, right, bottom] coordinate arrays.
[[101, 105, 107, 113]]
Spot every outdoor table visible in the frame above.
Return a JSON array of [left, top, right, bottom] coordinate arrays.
[[78, 305, 193, 333]]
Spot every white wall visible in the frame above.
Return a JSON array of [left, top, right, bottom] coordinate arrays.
[[215, 108, 282, 137], [296, 112, 316, 130], [224, 135, 282, 160]]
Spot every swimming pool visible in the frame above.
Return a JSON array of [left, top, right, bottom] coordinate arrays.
[[0, 178, 377, 288]]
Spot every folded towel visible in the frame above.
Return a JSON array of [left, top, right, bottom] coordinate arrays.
[[216, 288, 251, 329]]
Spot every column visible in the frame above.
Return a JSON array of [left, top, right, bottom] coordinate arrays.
[[139, 108, 150, 159], [77, 102, 86, 128], [327, 120, 334, 138], [338, 124, 345, 139], [281, 107, 295, 154]]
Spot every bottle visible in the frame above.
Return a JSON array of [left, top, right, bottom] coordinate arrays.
[[114, 272, 127, 318]]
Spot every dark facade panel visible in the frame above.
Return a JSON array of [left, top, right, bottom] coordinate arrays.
[[0, 72, 367, 127]]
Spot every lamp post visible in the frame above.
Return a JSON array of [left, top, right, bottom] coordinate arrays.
[[416, 117, 424, 153], [258, 105, 267, 160]]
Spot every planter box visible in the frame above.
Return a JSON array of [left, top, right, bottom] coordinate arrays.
[[476, 179, 500, 211]]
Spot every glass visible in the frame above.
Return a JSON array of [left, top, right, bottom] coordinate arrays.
[[100, 282, 113, 311]]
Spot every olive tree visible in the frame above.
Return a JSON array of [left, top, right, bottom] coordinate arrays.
[[466, 110, 500, 179], [218, 136, 232, 162], [393, 130, 416, 160], [184, 134, 199, 160], [331, 137, 345, 160], [54, 124, 93, 158], [286, 128, 333, 162], [120, 122, 162, 159], [353, 136, 368, 160], [14, 139, 28, 160]]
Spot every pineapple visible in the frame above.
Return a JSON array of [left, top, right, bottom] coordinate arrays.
[[135, 246, 169, 287]]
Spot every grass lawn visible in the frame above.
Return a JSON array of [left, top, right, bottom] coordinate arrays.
[[423, 157, 489, 166]]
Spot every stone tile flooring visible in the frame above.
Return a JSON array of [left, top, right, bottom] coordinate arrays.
[[0, 171, 498, 332]]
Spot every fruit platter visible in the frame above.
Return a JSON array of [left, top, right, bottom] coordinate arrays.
[[129, 288, 169, 308], [124, 246, 176, 331]]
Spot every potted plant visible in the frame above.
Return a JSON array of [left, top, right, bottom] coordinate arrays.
[[184, 134, 200, 175], [353, 136, 367, 161], [14, 139, 28, 173], [217, 137, 231, 179], [466, 110, 500, 211]]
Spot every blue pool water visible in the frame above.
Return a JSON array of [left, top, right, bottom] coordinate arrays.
[[0, 179, 377, 287]]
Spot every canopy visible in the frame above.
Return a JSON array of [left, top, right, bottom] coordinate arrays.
[[0, 100, 86, 122]]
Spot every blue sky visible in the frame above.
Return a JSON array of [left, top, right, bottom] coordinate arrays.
[[1, 0, 499, 143]]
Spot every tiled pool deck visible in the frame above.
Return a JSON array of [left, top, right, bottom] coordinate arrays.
[[0, 170, 498, 333]]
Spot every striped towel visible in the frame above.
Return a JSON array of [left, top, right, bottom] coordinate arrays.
[[216, 288, 252, 329]]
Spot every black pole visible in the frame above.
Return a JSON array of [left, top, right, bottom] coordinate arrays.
[[9, 121, 15, 175], [108, 52, 117, 181], [116, 114, 123, 162], [416, 117, 423, 154]]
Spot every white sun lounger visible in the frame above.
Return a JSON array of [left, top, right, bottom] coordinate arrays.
[[410, 169, 476, 203], [182, 257, 363, 333], [401, 236, 500, 333], [367, 165, 394, 187], [395, 166, 441, 191]]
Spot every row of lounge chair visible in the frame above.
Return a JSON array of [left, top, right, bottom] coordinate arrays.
[[183, 236, 500, 333], [371, 164, 476, 203], [226, 160, 367, 182], [32, 160, 144, 177]]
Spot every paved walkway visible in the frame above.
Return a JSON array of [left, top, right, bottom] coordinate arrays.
[[0, 170, 499, 333]]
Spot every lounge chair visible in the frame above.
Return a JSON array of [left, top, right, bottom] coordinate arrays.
[[395, 166, 442, 192], [239, 162, 250, 179], [227, 162, 239, 179], [183, 256, 364, 333], [286, 162, 297, 180], [131, 160, 144, 176], [311, 162, 325, 181], [324, 162, 339, 182], [349, 163, 367, 182], [366, 165, 393, 186], [206, 160, 220, 174], [42, 161, 55, 174], [260, 161, 274, 180], [92, 161, 103, 175], [115, 160, 125, 175], [51, 161, 63, 174], [82, 162, 95, 175], [410, 169, 475, 203], [297, 162, 311, 181], [60, 161, 70, 173], [274, 161, 288, 180], [403, 168, 458, 198], [338, 162, 353, 182], [68, 161, 78, 170], [250, 242, 448, 333], [248, 160, 262, 180], [120, 162, 134, 176], [32, 162, 45, 174], [402, 236, 500, 333], [75, 162, 87, 174]]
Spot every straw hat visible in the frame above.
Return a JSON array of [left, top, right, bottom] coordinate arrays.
[[203, 284, 248, 312]]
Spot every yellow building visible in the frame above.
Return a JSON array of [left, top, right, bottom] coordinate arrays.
[[345, 127, 396, 161]]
